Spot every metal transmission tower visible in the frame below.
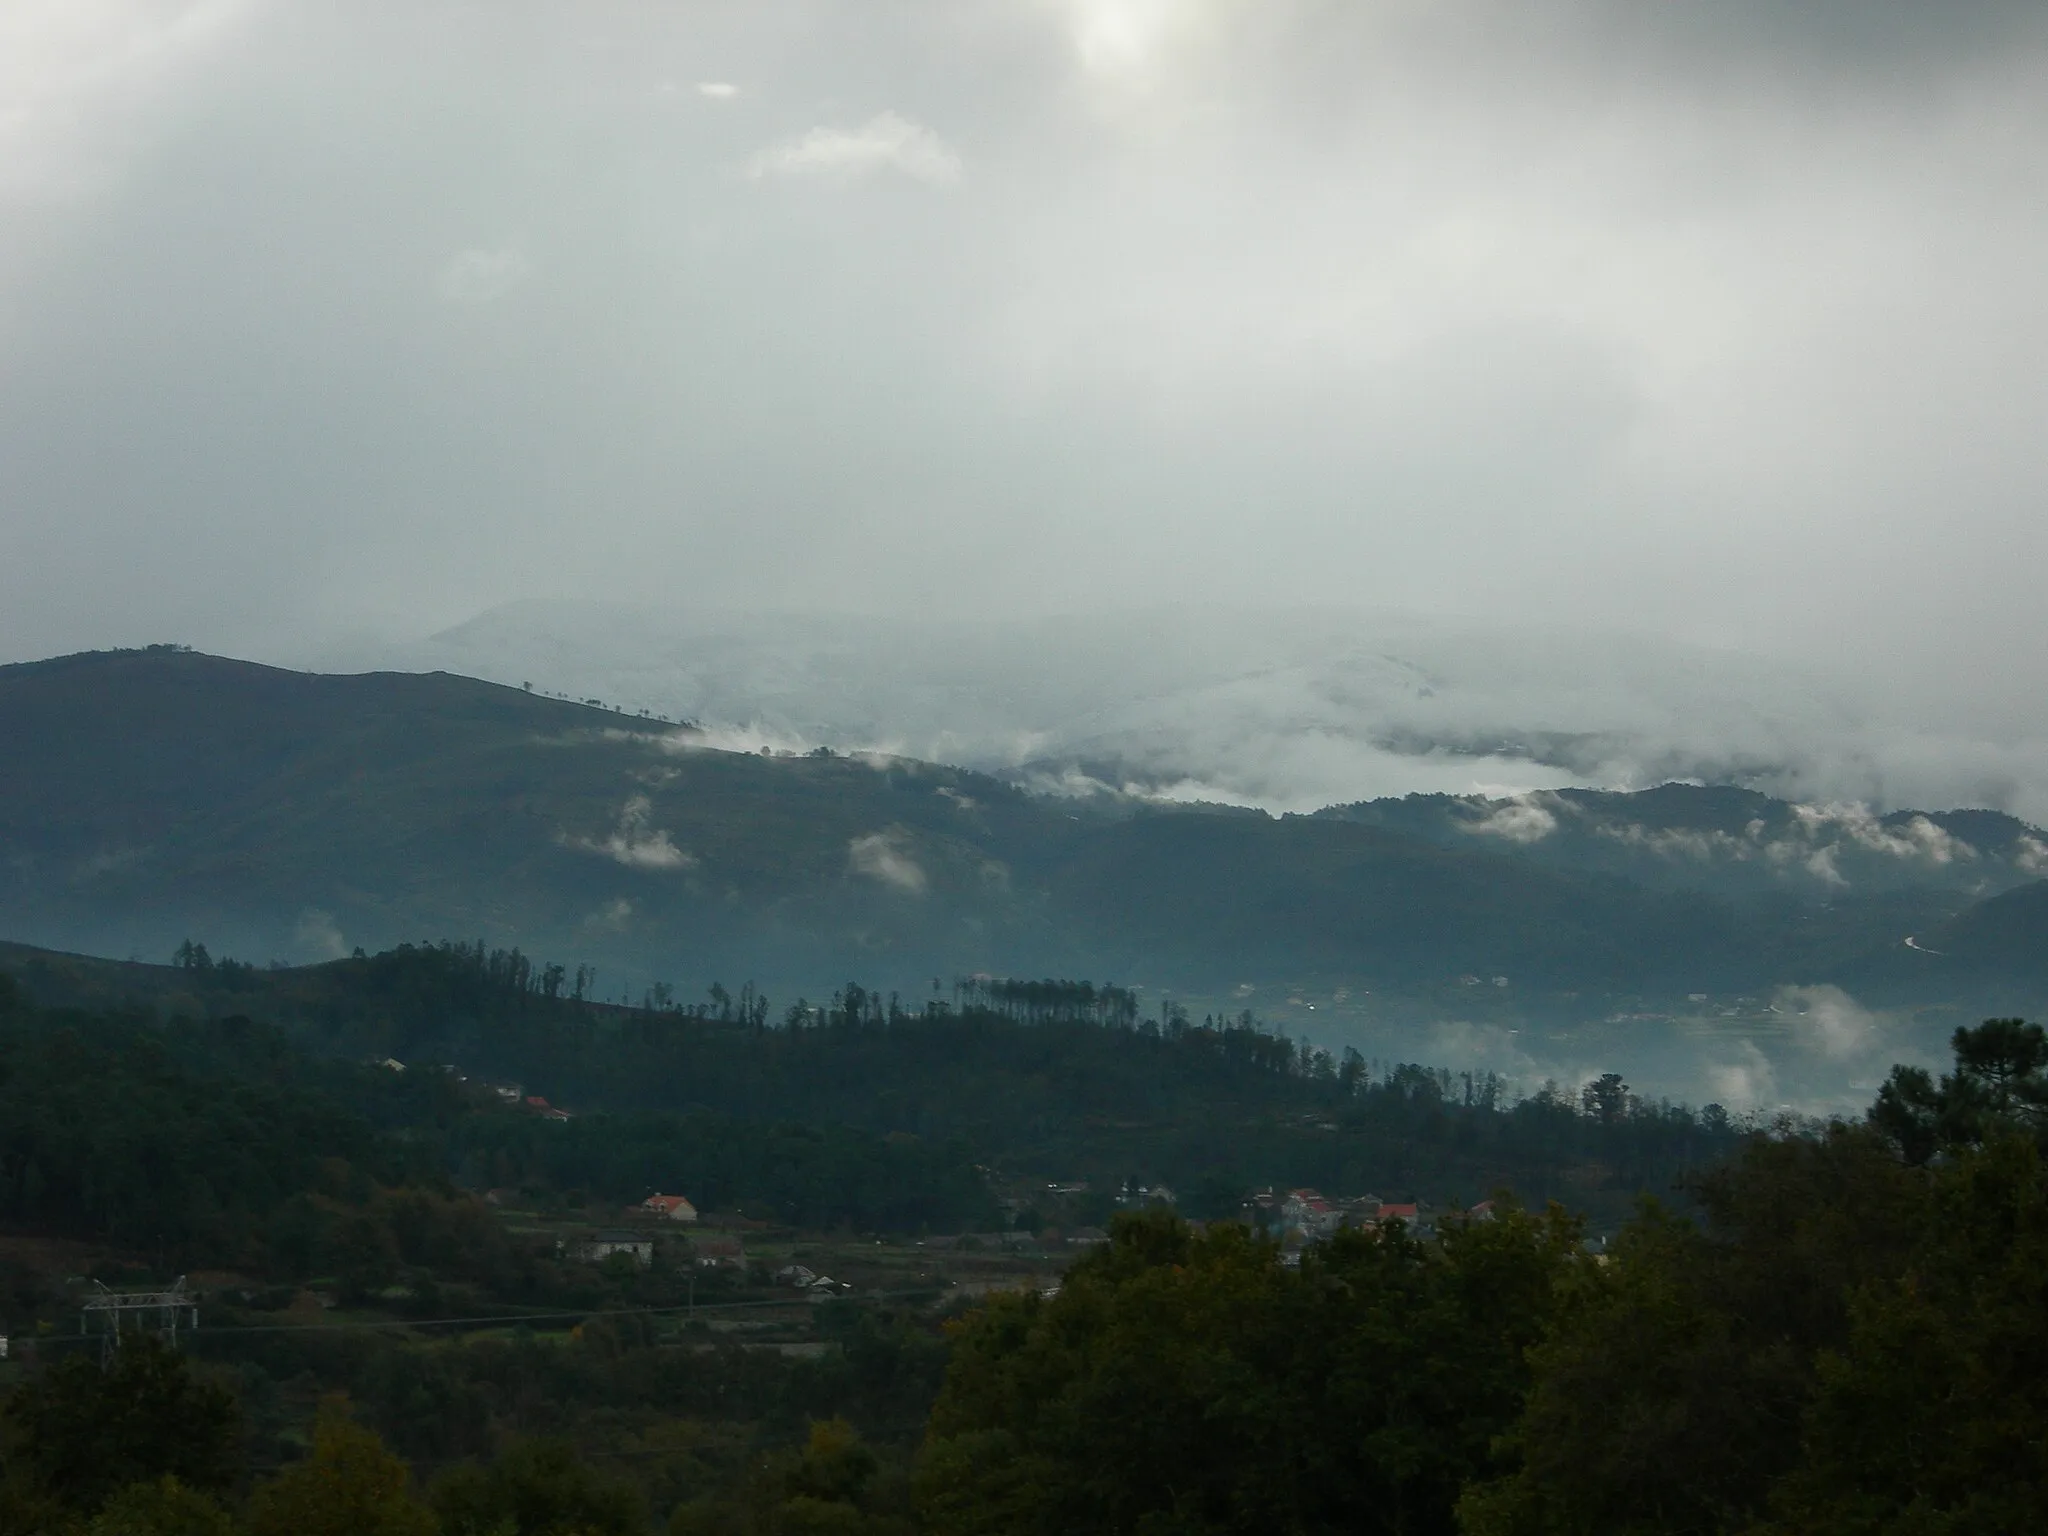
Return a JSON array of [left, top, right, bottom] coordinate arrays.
[[81, 1277, 197, 1367]]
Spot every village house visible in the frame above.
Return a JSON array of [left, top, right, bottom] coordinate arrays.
[[1375, 1202, 1435, 1238], [1332, 1195, 1383, 1230], [1245, 1187, 1385, 1239], [690, 1233, 745, 1269], [1116, 1183, 1176, 1209], [1282, 1188, 1342, 1237], [1243, 1188, 1284, 1225], [568, 1231, 653, 1266], [638, 1193, 698, 1223]]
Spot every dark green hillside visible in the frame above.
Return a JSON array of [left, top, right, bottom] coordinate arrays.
[[0, 647, 1079, 986], [1318, 782, 2046, 903], [0, 970, 995, 1252], [1931, 878, 2048, 975], [0, 941, 1735, 1226], [1832, 879, 2048, 1004], [1046, 811, 1753, 991], [4, 648, 2039, 1006]]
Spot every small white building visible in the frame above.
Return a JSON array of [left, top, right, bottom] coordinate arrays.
[[571, 1231, 654, 1267], [639, 1193, 699, 1223]]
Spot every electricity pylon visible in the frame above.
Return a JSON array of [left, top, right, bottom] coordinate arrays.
[[81, 1277, 197, 1367]]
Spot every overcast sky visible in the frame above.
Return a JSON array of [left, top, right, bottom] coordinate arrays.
[[4, 1, 2047, 701]]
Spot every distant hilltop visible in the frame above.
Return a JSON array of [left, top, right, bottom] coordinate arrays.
[[0, 646, 2044, 1015]]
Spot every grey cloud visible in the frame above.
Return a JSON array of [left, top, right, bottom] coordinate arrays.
[[583, 897, 635, 933], [1407, 987, 1928, 1119], [365, 599, 2048, 825], [1704, 1041, 1781, 1114], [1, 0, 2045, 783], [848, 829, 927, 894], [1775, 984, 1886, 1064], [567, 795, 694, 871], [746, 112, 962, 184], [1463, 800, 1561, 846], [438, 247, 531, 305], [293, 907, 348, 960]]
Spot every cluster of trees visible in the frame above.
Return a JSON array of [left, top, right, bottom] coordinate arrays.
[[394, 947, 1739, 1222], [923, 1207, 1576, 1534], [0, 1337, 652, 1535], [0, 1306, 949, 1534], [500, 997, 1737, 1226], [920, 1018, 2048, 1534], [4, 941, 1752, 1232], [0, 1000, 420, 1250], [0, 974, 996, 1269], [1463, 1029, 2048, 1531], [947, 979, 1140, 1029], [170, 941, 260, 987], [0, 996, 548, 1293]]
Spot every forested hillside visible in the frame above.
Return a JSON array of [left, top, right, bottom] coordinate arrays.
[[0, 941, 1733, 1226], [6, 648, 2046, 1014], [0, 936, 1751, 1532]]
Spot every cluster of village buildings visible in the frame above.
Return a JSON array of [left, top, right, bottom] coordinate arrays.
[[1245, 1187, 1495, 1244], [373, 1062, 581, 1124], [558, 1191, 742, 1270], [489, 1168, 1491, 1277], [415, 1075, 1490, 1264]]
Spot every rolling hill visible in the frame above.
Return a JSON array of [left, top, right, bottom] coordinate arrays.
[[3, 646, 2045, 1016]]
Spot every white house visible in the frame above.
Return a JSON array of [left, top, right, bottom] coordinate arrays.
[[571, 1231, 654, 1267]]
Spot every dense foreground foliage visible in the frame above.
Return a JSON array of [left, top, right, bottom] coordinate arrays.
[[923, 1207, 1577, 1535], [8, 1026, 2047, 1536], [919, 1020, 2048, 1535], [0, 1335, 928, 1536]]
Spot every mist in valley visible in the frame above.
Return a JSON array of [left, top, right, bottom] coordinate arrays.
[[324, 597, 2048, 826]]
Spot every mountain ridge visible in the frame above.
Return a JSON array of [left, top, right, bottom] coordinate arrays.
[[3, 648, 2044, 1021]]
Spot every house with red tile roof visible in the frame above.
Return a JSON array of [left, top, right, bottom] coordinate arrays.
[[639, 1193, 698, 1223]]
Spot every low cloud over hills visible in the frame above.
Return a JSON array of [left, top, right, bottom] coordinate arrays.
[[5, 647, 2046, 1032], [340, 601, 2048, 824]]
